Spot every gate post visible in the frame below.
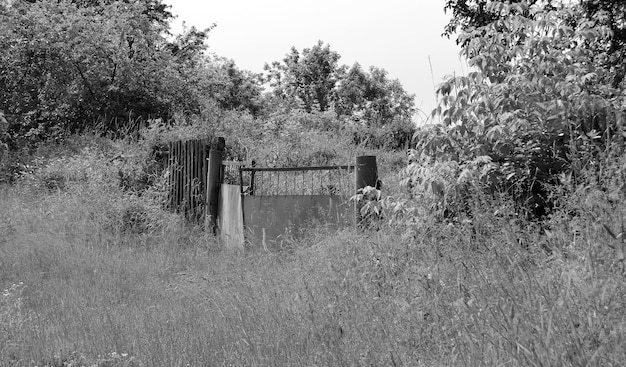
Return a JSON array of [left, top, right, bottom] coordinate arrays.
[[206, 137, 225, 233], [355, 155, 378, 227]]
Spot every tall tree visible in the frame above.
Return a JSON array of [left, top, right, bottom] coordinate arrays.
[[212, 58, 264, 116], [334, 63, 370, 118], [335, 63, 415, 126], [266, 43, 415, 127], [265, 40, 344, 113]]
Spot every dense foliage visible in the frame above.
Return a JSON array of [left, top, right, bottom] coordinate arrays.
[[444, 0, 626, 87], [407, 0, 626, 219], [0, 1, 415, 183], [264, 41, 416, 127], [263, 41, 416, 151], [0, 0, 262, 148], [264, 41, 343, 114]]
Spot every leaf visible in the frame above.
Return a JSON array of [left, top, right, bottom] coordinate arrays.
[[486, 125, 504, 141], [431, 181, 444, 197], [582, 72, 597, 83]]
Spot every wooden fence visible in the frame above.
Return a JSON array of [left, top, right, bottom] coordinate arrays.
[[167, 139, 209, 223]]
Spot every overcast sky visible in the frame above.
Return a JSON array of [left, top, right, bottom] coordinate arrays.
[[162, 0, 466, 121]]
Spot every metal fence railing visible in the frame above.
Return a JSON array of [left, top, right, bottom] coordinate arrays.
[[230, 165, 356, 196]]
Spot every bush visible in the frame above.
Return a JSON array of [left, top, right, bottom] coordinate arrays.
[[413, 2, 626, 219]]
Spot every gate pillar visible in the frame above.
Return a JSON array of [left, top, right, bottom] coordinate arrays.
[[355, 155, 378, 227], [206, 138, 225, 232]]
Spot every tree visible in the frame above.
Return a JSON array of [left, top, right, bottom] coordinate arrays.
[[265, 40, 344, 113], [263, 42, 416, 149], [0, 0, 218, 146], [167, 24, 214, 67], [212, 58, 264, 116], [335, 64, 415, 126], [266, 43, 416, 126], [333, 63, 369, 118]]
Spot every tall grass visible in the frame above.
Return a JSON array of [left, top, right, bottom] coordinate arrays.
[[1, 138, 625, 366]]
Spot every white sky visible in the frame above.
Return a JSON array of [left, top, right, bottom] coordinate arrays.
[[163, 0, 466, 121]]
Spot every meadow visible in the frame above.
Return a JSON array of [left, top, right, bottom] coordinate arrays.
[[2, 0, 626, 365], [1, 133, 625, 367]]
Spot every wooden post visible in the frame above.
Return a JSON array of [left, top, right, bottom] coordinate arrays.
[[167, 141, 175, 210], [206, 138, 225, 233], [355, 155, 378, 228], [200, 139, 208, 223]]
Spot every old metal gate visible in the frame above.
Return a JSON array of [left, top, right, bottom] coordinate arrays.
[[165, 136, 379, 248], [217, 156, 378, 249]]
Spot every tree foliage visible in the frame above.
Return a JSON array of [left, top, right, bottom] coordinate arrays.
[[265, 41, 416, 135], [0, 0, 417, 165], [0, 0, 263, 150], [265, 40, 344, 113], [335, 63, 415, 127], [213, 58, 263, 115], [444, 0, 626, 87], [410, 1, 626, 219], [0, 0, 177, 143], [443, 0, 547, 39]]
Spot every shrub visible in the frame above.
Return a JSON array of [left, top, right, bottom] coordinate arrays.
[[412, 2, 625, 219]]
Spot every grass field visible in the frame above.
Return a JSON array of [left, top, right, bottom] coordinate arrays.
[[1, 147, 626, 366]]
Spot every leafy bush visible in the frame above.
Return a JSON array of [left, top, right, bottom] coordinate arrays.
[[411, 1, 626, 219]]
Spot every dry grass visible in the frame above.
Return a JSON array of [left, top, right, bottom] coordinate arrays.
[[1, 145, 626, 366]]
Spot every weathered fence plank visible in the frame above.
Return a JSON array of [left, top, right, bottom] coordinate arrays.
[[167, 138, 210, 223]]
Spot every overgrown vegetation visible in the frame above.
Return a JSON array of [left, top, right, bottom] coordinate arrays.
[[2, 144, 626, 365], [414, 0, 626, 220], [1, 0, 626, 365]]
